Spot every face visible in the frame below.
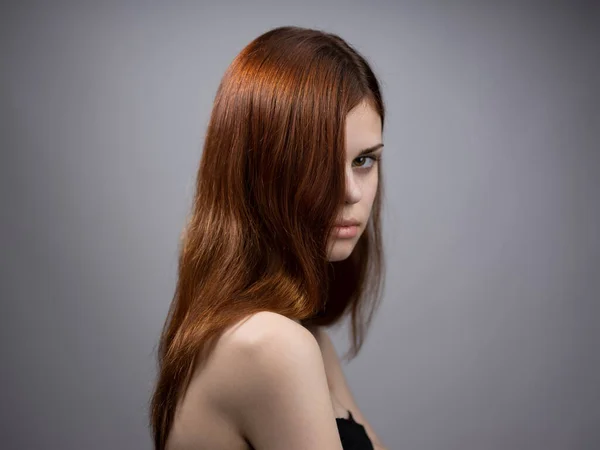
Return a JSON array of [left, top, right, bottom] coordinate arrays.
[[327, 99, 383, 262]]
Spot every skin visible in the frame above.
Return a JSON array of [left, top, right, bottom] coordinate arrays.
[[166, 100, 387, 449], [327, 99, 383, 262]]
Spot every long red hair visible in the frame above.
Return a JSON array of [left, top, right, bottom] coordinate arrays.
[[149, 25, 386, 449]]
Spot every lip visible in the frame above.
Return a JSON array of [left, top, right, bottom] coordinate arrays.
[[332, 224, 359, 238], [334, 219, 361, 227]]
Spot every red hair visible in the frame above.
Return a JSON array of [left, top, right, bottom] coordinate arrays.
[[149, 25, 386, 449]]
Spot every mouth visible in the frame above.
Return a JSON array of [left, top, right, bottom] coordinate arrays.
[[334, 220, 361, 228], [332, 223, 360, 238]]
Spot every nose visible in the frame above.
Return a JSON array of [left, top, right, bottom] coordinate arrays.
[[344, 168, 361, 204]]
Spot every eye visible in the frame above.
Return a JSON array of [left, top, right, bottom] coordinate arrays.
[[353, 155, 380, 169]]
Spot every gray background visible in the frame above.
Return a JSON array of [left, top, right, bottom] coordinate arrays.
[[1, 1, 599, 449]]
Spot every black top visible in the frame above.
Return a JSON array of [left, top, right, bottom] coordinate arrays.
[[335, 410, 375, 450], [247, 410, 374, 450]]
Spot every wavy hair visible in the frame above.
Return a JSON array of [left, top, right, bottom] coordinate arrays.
[[149, 25, 386, 449]]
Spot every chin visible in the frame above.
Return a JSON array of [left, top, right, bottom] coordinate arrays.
[[326, 238, 358, 262]]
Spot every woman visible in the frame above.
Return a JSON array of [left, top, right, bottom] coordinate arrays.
[[150, 25, 389, 450]]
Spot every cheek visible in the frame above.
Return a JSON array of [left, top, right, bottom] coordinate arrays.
[[365, 176, 378, 209]]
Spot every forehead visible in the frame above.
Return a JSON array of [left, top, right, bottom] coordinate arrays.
[[345, 101, 383, 156]]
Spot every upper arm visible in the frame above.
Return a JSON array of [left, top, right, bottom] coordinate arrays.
[[223, 312, 344, 450], [313, 327, 388, 450]]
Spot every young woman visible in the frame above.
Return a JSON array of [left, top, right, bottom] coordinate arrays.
[[149, 25, 388, 450]]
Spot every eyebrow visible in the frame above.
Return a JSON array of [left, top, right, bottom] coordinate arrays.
[[357, 143, 384, 157]]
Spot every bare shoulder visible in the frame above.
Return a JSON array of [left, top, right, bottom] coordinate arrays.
[[224, 310, 316, 349], [216, 311, 323, 407], [215, 311, 343, 450]]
